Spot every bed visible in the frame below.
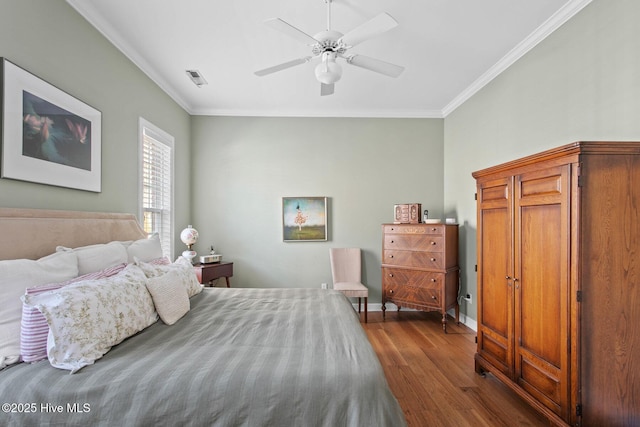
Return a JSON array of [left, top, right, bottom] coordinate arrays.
[[0, 208, 406, 426]]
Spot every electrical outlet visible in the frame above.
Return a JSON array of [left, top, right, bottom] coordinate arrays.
[[321, 283, 328, 289], [464, 294, 472, 304]]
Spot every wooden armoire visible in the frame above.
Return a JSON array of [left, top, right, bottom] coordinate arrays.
[[472, 142, 640, 427]]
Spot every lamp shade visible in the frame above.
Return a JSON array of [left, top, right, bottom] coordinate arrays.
[[180, 225, 199, 247], [314, 52, 342, 84]]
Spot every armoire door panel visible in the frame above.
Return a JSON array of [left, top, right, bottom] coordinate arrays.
[[518, 203, 563, 367], [480, 329, 510, 374], [479, 208, 511, 337], [519, 173, 562, 199], [514, 165, 571, 421], [519, 357, 562, 415]]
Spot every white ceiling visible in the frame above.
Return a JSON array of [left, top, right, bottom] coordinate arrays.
[[66, 0, 591, 118]]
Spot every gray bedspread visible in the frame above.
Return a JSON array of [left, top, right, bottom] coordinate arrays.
[[0, 288, 406, 427]]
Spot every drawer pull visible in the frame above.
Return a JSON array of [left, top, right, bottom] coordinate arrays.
[[390, 240, 394, 243], [431, 228, 437, 231], [389, 273, 394, 277], [430, 278, 436, 282], [430, 257, 436, 261], [430, 241, 436, 245], [431, 295, 437, 300], [389, 289, 394, 294], [389, 255, 394, 258]]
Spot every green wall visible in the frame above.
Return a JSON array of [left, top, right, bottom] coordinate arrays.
[[190, 117, 444, 304], [0, 0, 191, 257], [444, 0, 640, 323]]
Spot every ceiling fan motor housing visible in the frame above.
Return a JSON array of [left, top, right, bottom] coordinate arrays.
[[311, 30, 347, 56]]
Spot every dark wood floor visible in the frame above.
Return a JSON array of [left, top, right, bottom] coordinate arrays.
[[362, 310, 549, 427]]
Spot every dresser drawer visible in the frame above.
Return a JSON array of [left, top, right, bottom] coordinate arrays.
[[383, 224, 443, 235], [383, 250, 444, 269], [384, 283, 442, 309], [384, 234, 444, 252], [382, 267, 442, 289]]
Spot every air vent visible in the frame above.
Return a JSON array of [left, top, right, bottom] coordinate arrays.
[[185, 69, 208, 87]]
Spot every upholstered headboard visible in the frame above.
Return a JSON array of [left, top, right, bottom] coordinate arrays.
[[0, 208, 147, 261]]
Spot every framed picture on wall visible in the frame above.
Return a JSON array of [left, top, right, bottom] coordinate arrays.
[[282, 196, 328, 242], [0, 58, 102, 192]]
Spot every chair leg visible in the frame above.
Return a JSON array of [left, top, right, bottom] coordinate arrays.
[[364, 297, 367, 323], [358, 298, 361, 313]]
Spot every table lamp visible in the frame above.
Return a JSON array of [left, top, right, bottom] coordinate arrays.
[[180, 225, 199, 263]]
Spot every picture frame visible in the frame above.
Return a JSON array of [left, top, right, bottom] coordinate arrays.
[[1, 58, 101, 192], [282, 197, 328, 242]]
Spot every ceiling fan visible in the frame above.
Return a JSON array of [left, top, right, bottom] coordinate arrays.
[[254, 0, 405, 96]]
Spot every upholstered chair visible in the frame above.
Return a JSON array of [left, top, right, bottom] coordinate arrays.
[[329, 248, 368, 322]]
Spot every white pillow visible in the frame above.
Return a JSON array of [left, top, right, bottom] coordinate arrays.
[[146, 270, 190, 325], [136, 257, 203, 298], [57, 241, 128, 276], [22, 264, 157, 373], [0, 251, 78, 369], [125, 234, 163, 263]]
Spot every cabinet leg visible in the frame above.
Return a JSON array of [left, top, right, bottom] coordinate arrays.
[[442, 312, 447, 333], [455, 303, 460, 325]]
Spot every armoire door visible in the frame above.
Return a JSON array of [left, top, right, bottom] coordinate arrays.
[[476, 176, 514, 377], [513, 165, 571, 421]]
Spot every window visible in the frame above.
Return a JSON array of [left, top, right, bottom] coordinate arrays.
[[139, 118, 174, 259]]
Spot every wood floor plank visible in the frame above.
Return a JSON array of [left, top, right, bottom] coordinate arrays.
[[363, 311, 549, 427]]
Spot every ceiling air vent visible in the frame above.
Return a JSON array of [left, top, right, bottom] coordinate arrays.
[[186, 69, 208, 87]]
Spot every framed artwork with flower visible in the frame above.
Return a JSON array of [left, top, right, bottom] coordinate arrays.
[[282, 197, 328, 242], [1, 58, 102, 192]]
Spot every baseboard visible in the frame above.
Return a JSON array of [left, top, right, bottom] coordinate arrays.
[[356, 302, 477, 332]]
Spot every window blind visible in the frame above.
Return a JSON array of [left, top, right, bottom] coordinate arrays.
[[140, 121, 173, 258]]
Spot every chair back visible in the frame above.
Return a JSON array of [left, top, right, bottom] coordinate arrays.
[[329, 248, 362, 283]]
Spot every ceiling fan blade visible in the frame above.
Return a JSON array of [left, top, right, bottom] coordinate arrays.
[[254, 57, 312, 76], [339, 13, 398, 48], [264, 18, 319, 45], [320, 83, 335, 96], [345, 54, 404, 78]]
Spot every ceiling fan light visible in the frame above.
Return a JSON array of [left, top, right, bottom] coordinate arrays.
[[314, 57, 342, 84]]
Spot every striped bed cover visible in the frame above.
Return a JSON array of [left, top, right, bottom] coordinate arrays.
[[0, 288, 406, 426]]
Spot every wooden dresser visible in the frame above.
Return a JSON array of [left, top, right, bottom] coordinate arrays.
[[473, 141, 640, 427], [381, 223, 459, 332]]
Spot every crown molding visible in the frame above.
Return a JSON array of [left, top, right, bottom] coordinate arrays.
[[441, 0, 593, 117], [190, 107, 444, 119]]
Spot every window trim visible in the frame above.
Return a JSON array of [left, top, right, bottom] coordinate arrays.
[[138, 117, 175, 259]]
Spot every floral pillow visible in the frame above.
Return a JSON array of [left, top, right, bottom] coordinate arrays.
[[135, 257, 202, 297], [20, 263, 127, 363], [22, 264, 157, 373]]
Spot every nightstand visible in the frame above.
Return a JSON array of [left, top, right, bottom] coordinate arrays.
[[193, 262, 233, 287]]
